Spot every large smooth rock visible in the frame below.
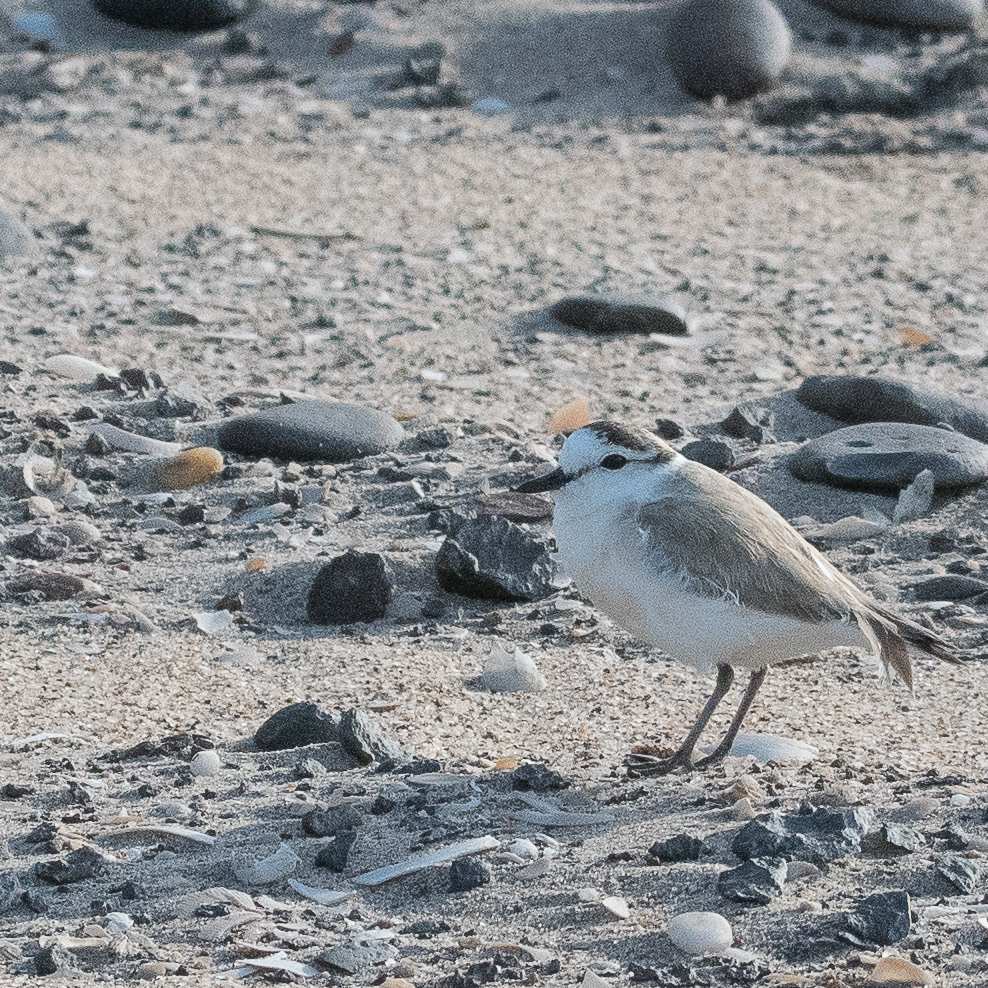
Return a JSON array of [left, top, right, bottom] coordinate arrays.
[[796, 376, 988, 445], [667, 912, 733, 955], [789, 423, 988, 492], [548, 293, 688, 336], [218, 400, 403, 462], [91, 0, 257, 31], [805, 0, 979, 31], [667, 0, 792, 101]]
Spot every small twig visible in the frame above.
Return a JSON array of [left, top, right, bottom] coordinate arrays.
[[249, 225, 360, 242]]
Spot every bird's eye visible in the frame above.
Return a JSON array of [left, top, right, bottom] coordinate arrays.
[[600, 454, 627, 470]]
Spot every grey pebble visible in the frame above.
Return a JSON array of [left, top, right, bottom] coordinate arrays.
[[92, 0, 258, 31], [912, 574, 988, 602], [218, 400, 404, 463], [717, 856, 786, 903], [796, 375, 988, 445], [548, 292, 688, 336], [681, 438, 734, 472], [805, 0, 979, 30], [667, 0, 792, 101], [789, 423, 988, 492]]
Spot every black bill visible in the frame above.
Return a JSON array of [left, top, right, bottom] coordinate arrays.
[[514, 466, 568, 494]]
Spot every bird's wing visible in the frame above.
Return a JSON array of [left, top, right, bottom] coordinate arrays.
[[636, 465, 870, 626]]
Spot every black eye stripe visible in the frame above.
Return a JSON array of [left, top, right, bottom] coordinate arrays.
[[601, 454, 627, 470]]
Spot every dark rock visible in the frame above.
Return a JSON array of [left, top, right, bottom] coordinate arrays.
[[85, 432, 113, 456], [176, 505, 205, 526], [449, 857, 492, 892], [9, 529, 70, 561], [314, 830, 357, 872], [35, 847, 105, 885], [22, 890, 50, 913], [1, 783, 33, 798], [789, 423, 988, 492], [805, 0, 978, 31], [435, 516, 554, 602], [681, 438, 735, 472], [667, 0, 791, 101], [407, 427, 455, 451], [302, 804, 363, 837], [119, 368, 155, 392], [647, 834, 708, 863], [912, 574, 988, 602], [0, 873, 20, 914], [254, 702, 340, 751], [314, 940, 398, 975], [510, 763, 570, 792], [548, 293, 688, 336], [34, 943, 75, 976], [654, 418, 685, 440], [865, 823, 924, 856], [937, 853, 980, 893], [722, 406, 775, 443], [370, 794, 397, 814], [401, 918, 452, 938], [732, 816, 789, 861], [717, 856, 786, 903], [467, 492, 554, 522], [421, 596, 447, 619], [796, 376, 988, 444], [733, 807, 872, 864], [847, 890, 910, 945], [307, 550, 393, 624], [155, 391, 199, 418], [91, 0, 258, 31], [391, 757, 442, 775], [339, 708, 407, 765], [8, 572, 88, 601], [218, 400, 403, 462], [0, 360, 22, 374]]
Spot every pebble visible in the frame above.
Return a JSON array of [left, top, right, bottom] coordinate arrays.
[[254, 702, 341, 751], [937, 853, 980, 893], [8, 571, 92, 601], [471, 98, 511, 116], [870, 823, 924, 855], [307, 550, 393, 624], [789, 423, 988, 492], [681, 438, 735, 471], [435, 515, 555, 601], [9, 528, 70, 561], [449, 857, 492, 891], [315, 939, 398, 975], [666, 911, 733, 955], [302, 804, 363, 837], [35, 847, 105, 885], [722, 406, 775, 443], [315, 830, 358, 872], [912, 574, 988, 602], [806, 0, 979, 30], [91, 0, 258, 30], [868, 956, 932, 985], [666, 0, 792, 101], [847, 890, 911, 945], [548, 293, 688, 336], [510, 763, 570, 791], [717, 857, 786, 903], [476, 644, 546, 693], [648, 834, 708, 863], [218, 400, 403, 462], [152, 447, 223, 491], [338, 708, 407, 765], [189, 749, 221, 777], [45, 353, 119, 381], [233, 841, 299, 886], [796, 376, 988, 444], [601, 895, 630, 919]]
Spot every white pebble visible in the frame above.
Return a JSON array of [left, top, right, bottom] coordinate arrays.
[[950, 794, 972, 807], [508, 839, 539, 860], [44, 353, 118, 381], [601, 896, 630, 920], [577, 888, 601, 903], [667, 912, 733, 955], [106, 912, 133, 933], [190, 749, 221, 777], [477, 644, 546, 693]]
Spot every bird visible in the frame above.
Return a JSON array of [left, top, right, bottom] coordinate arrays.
[[515, 420, 962, 776]]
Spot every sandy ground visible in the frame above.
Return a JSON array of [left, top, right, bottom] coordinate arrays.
[[2, 0, 988, 985]]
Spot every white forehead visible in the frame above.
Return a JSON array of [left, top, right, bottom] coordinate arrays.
[[558, 428, 615, 473]]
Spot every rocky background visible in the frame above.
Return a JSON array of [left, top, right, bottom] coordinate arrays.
[[2, 0, 988, 985]]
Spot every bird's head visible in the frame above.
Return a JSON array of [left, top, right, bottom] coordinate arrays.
[[515, 421, 679, 504]]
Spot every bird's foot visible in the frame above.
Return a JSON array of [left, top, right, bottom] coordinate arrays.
[[624, 750, 695, 778]]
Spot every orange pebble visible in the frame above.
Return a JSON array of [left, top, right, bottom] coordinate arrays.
[[156, 447, 223, 491], [548, 398, 590, 435]]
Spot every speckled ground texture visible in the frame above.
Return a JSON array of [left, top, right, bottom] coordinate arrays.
[[2, 0, 988, 985]]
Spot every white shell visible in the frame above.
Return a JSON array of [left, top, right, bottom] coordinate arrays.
[[667, 911, 733, 955], [189, 750, 221, 777], [87, 422, 182, 456], [44, 354, 118, 381], [723, 732, 818, 764]]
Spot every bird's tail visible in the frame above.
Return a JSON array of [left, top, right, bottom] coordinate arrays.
[[857, 608, 965, 691]]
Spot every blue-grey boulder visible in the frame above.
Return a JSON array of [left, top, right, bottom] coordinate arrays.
[[91, 0, 257, 31], [796, 376, 988, 445], [667, 0, 792, 101], [218, 400, 403, 462], [805, 0, 979, 31], [789, 422, 988, 492]]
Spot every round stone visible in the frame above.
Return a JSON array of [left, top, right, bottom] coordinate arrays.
[[804, 0, 978, 31], [788, 423, 988, 493], [91, 0, 257, 31], [667, 0, 792, 101], [218, 400, 403, 462], [667, 911, 733, 955], [795, 376, 988, 445], [155, 447, 223, 491], [189, 749, 221, 777], [548, 293, 688, 336]]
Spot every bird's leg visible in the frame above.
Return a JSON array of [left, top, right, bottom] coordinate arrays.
[[626, 663, 734, 777], [692, 667, 767, 770]]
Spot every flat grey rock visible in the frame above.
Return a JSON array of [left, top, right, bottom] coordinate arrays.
[[667, 0, 792, 101], [218, 400, 403, 462], [796, 376, 988, 444], [788, 423, 988, 492], [548, 293, 688, 336], [912, 574, 988, 602], [805, 0, 979, 31], [91, 0, 257, 31]]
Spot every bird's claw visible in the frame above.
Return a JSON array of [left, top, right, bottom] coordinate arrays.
[[624, 751, 694, 778]]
